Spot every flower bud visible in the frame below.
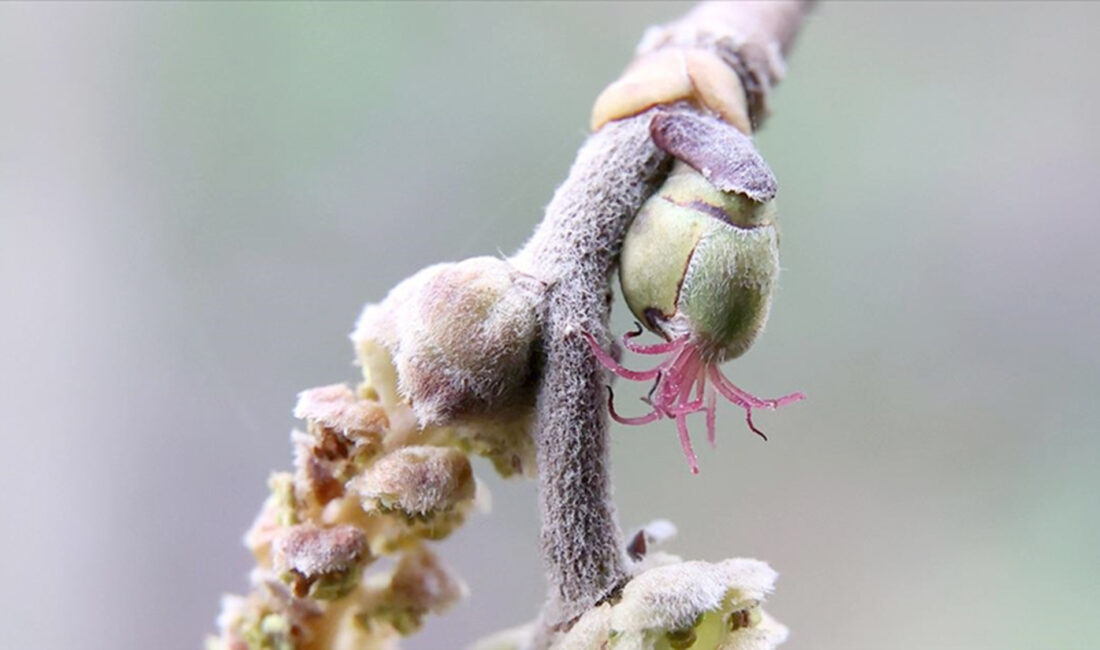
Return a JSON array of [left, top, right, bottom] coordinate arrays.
[[272, 524, 370, 600], [245, 472, 300, 567], [356, 546, 467, 637], [351, 446, 476, 550], [353, 446, 475, 519], [620, 161, 778, 360], [592, 146, 801, 474], [291, 384, 390, 508], [353, 256, 541, 427]]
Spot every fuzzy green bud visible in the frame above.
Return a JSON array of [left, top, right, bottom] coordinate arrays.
[[620, 162, 779, 361]]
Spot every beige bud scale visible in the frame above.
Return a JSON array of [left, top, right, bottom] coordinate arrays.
[[591, 48, 751, 135]]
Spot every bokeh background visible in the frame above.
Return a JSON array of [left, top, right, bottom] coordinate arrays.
[[3, 2, 1098, 649]]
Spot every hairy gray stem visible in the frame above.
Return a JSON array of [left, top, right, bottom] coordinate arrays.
[[508, 0, 814, 641], [511, 113, 670, 627]]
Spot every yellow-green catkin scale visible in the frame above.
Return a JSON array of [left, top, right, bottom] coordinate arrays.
[[620, 161, 779, 361]]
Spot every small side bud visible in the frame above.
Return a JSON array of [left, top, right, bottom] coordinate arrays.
[[353, 257, 541, 427], [293, 383, 388, 451], [356, 546, 468, 637], [420, 413, 537, 479], [291, 430, 345, 508], [272, 524, 370, 600], [207, 579, 321, 650], [352, 446, 476, 549], [388, 546, 469, 618], [354, 446, 475, 518], [291, 385, 390, 507]]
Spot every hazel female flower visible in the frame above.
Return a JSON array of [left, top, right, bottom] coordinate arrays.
[[589, 154, 802, 474]]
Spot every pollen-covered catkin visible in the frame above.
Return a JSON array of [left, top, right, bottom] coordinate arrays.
[[210, 343, 495, 649]]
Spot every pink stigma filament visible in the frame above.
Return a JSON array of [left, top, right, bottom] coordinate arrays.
[[583, 328, 804, 474]]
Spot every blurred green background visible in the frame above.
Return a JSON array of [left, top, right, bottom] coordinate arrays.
[[2, 2, 1098, 649]]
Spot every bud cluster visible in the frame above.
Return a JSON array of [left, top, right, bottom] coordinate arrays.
[[208, 270, 538, 649]]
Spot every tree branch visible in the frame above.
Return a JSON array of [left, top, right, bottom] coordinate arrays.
[[509, 0, 814, 634]]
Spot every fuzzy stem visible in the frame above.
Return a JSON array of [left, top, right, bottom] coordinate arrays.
[[510, 0, 814, 636], [512, 114, 670, 628]]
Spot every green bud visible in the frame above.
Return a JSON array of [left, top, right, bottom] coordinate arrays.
[[620, 162, 779, 361]]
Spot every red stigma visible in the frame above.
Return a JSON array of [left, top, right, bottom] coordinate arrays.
[[584, 329, 804, 474]]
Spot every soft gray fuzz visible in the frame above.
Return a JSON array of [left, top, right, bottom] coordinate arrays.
[[511, 113, 671, 627]]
